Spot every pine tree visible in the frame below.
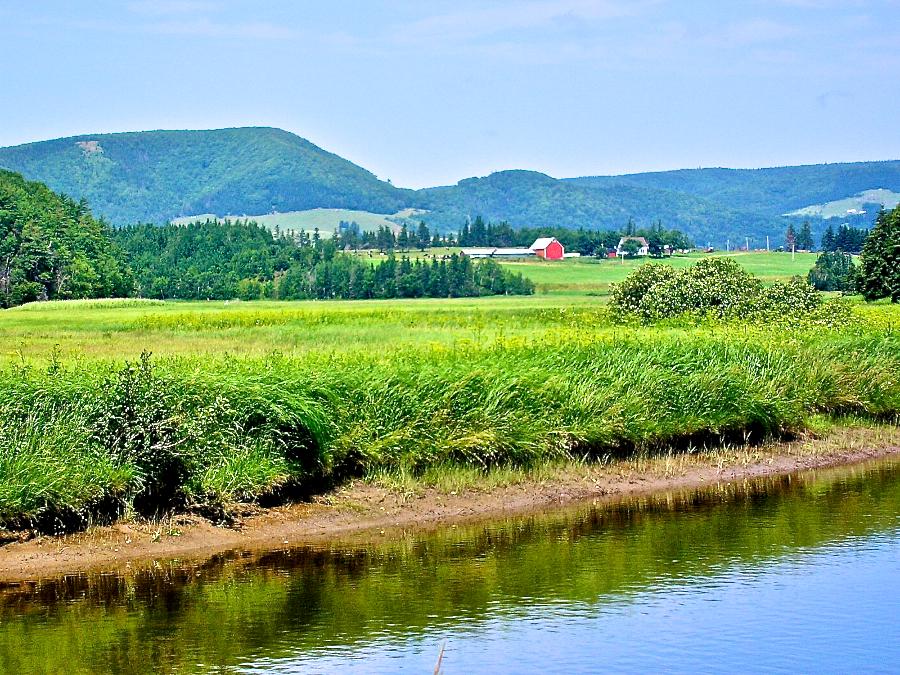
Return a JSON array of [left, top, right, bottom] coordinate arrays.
[[856, 206, 900, 302], [785, 224, 797, 250], [417, 221, 430, 251], [821, 224, 836, 252], [796, 221, 814, 251]]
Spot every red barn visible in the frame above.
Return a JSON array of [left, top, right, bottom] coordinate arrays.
[[530, 237, 565, 260]]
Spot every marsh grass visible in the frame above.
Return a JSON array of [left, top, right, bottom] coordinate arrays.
[[1, 296, 898, 530]]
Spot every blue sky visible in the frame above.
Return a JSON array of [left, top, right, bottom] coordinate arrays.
[[1, 1, 898, 188]]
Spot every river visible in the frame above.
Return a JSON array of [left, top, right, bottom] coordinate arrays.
[[1, 457, 898, 674]]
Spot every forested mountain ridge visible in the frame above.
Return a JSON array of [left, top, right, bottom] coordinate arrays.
[[417, 170, 781, 247], [567, 161, 900, 217], [0, 128, 413, 226], [2, 127, 898, 247]]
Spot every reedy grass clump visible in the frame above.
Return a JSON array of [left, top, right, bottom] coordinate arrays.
[[1, 307, 899, 531]]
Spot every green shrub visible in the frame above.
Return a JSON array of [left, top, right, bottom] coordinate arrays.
[[638, 258, 762, 320], [90, 352, 186, 502], [610, 257, 821, 322], [608, 263, 678, 318], [759, 276, 822, 315]]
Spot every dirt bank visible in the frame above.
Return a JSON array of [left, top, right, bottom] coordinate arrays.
[[1, 426, 898, 582]]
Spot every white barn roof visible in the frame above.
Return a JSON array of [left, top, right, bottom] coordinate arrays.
[[530, 237, 557, 250]]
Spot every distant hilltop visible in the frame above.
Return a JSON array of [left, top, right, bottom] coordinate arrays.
[[1, 127, 899, 247]]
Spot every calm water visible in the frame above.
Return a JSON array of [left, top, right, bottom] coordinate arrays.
[[2, 459, 899, 675]]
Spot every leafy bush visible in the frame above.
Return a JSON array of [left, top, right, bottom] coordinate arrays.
[[90, 352, 186, 503], [607, 263, 678, 318], [638, 258, 760, 320], [610, 257, 821, 321]]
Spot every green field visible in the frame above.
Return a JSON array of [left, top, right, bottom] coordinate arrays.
[[356, 250, 822, 295], [788, 189, 900, 218], [1, 253, 897, 531]]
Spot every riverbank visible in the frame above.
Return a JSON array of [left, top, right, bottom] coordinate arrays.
[[1, 424, 897, 582]]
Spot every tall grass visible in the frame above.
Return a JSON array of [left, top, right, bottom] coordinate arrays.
[[1, 302, 899, 530]]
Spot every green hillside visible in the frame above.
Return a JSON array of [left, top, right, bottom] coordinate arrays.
[[0, 128, 413, 226], [2, 127, 898, 248], [568, 161, 900, 217], [787, 189, 900, 219], [418, 169, 782, 246]]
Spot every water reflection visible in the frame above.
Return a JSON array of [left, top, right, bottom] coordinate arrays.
[[1, 458, 898, 674]]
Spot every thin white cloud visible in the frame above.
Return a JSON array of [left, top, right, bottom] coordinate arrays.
[[716, 19, 805, 46], [145, 18, 299, 39], [129, 1, 222, 17], [817, 90, 853, 107], [394, 0, 653, 44]]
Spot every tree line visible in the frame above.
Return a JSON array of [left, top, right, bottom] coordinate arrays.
[[0, 170, 133, 308], [113, 220, 533, 301], [330, 215, 695, 257], [786, 221, 869, 253]]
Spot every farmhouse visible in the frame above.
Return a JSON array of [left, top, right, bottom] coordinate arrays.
[[530, 237, 565, 260], [616, 236, 650, 257]]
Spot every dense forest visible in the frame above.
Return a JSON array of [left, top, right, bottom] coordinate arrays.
[[568, 161, 900, 217], [0, 170, 133, 308], [0, 172, 533, 308], [2, 128, 898, 248], [113, 220, 534, 301]]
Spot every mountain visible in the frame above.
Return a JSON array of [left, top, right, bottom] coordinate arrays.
[[0, 128, 412, 226], [417, 170, 781, 247], [2, 127, 899, 247], [567, 161, 900, 217]]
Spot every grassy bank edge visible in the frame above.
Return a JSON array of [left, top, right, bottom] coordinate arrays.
[[1, 421, 898, 584]]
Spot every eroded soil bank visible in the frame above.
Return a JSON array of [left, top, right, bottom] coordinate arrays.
[[1, 426, 898, 582]]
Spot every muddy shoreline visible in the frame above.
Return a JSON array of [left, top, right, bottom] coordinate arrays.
[[1, 427, 898, 583]]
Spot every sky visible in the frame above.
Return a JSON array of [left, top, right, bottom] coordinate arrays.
[[1, 1, 899, 189]]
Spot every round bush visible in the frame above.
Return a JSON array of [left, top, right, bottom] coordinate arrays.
[[608, 264, 678, 318], [639, 258, 761, 320]]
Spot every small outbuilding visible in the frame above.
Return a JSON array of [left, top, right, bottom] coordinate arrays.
[[530, 237, 565, 260]]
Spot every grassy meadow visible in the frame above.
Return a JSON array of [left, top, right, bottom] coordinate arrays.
[[356, 250, 822, 295], [1, 252, 898, 532]]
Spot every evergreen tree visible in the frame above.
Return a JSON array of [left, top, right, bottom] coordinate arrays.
[[856, 206, 900, 302], [807, 251, 854, 291], [785, 224, 797, 250], [796, 221, 814, 251], [416, 221, 430, 250], [398, 224, 410, 251], [821, 224, 836, 252]]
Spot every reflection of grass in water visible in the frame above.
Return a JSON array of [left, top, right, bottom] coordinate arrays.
[[1, 456, 898, 675]]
